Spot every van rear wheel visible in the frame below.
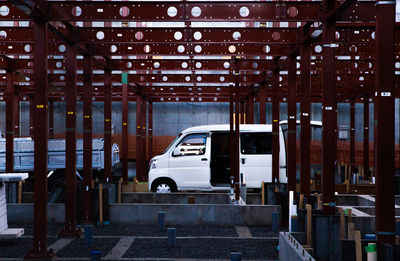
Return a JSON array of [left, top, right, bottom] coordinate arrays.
[[152, 179, 177, 193]]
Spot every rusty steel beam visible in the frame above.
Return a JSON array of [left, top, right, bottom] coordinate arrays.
[[1, 1, 376, 22], [136, 95, 142, 182], [321, 0, 337, 215], [234, 59, 240, 201], [48, 99, 54, 139], [59, 41, 81, 238], [148, 101, 153, 161], [374, 0, 396, 253], [363, 95, 370, 178], [1, 41, 395, 57], [287, 53, 297, 193], [1, 57, 387, 72], [5, 61, 14, 173], [3, 25, 396, 46], [272, 71, 280, 185], [13, 94, 19, 137], [122, 73, 129, 182], [350, 98, 355, 167], [300, 28, 311, 197], [25, 0, 54, 257], [229, 85, 235, 194], [141, 98, 147, 181], [82, 54, 93, 224], [29, 95, 34, 137], [259, 85, 266, 124], [104, 68, 112, 183]]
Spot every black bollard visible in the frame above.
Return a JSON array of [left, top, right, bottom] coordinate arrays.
[[90, 250, 101, 261], [272, 212, 279, 232], [230, 251, 242, 261], [85, 224, 93, 247], [167, 227, 176, 247], [158, 211, 165, 231]]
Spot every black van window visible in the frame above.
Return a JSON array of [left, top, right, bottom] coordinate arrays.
[[240, 132, 272, 154], [173, 133, 207, 156]]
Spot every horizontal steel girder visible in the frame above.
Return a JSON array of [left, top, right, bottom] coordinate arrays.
[[0, 1, 376, 22]]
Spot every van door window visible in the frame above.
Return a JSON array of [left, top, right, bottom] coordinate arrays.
[[172, 133, 207, 156], [240, 133, 272, 154]]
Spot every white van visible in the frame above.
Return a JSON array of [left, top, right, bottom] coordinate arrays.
[[148, 124, 287, 193]]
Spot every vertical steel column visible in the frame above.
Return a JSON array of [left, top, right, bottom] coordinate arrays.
[[59, 42, 80, 237], [272, 71, 280, 185], [121, 74, 129, 182], [29, 95, 34, 137], [234, 59, 240, 201], [141, 98, 147, 181], [321, 0, 336, 215], [82, 54, 93, 223], [350, 98, 355, 167], [5, 62, 14, 173], [375, 0, 396, 250], [287, 54, 297, 193], [103, 69, 112, 183], [229, 86, 235, 193], [148, 101, 153, 161], [248, 94, 254, 124], [25, 3, 54, 257], [300, 34, 311, 197], [49, 99, 54, 139], [240, 100, 245, 124], [259, 85, 266, 124], [363, 95, 370, 178], [136, 95, 142, 181], [13, 94, 19, 137]]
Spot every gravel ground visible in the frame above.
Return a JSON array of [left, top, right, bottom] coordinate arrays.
[[249, 226, 280, 238], [92, 224, 238, 237], [8, 223, 64, 237], [123, 238, 279, 260], [57, 238, 119, 258], [0, 238, 56, 258]]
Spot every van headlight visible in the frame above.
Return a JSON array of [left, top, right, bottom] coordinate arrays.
[[149, 159, 158, 169]]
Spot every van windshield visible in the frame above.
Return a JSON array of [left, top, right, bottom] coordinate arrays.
[[162, 133, 182, 154]]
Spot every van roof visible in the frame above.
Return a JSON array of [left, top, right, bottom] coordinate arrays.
[[182, 124, 273, 133]]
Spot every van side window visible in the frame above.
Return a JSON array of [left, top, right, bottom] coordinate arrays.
[[240, 133, 272, 154], [173, 133, 207, 156]]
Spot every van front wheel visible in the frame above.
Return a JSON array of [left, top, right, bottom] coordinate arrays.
[[151, 179, 177, 193]]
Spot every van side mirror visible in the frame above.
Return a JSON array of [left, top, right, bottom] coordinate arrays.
[[172, 147, 182, 156]]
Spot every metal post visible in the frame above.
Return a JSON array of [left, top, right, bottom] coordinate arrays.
[[287, 54, 297, 193], [375, 0, 396, 251], [82, 54, 93, 223], [363, 95, 370, 178], [300, 31, 311, 197], [229, 85, 235, 194], [122, 73, 129, 182], [240, 100, 245, 124], [29, 95, 34, 137], [25, 3, 54, 256], [49, 99, 54, 139], [148, 101, 153, 161], [59, 42, 80, 237], [272, 71, 280, 185], [234, 59, 240, 201], [13, 94, 19, 137], [5, 61, 14, 173], [136, 95, 142, 181], [321, 0, 336, 215], [350, 98, 355, 168], [259, 85, 266, 124], [248, 94, 254, 124], [103, 68, 112, 183], [141, 98, 147, 181]]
